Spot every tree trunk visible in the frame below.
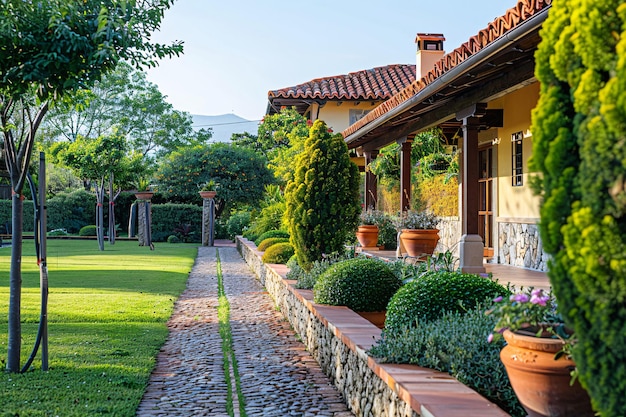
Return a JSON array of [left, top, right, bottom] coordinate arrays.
[[95, 182, 105, 251], [7, 193, 23, 372], [108, 173, 115, 245]]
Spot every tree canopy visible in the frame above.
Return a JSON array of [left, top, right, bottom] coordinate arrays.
[[40, 62, 208, 158], [156, 143, 275, 215]]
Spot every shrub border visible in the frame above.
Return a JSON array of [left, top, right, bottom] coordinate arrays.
[[236, 236, 508, 417]]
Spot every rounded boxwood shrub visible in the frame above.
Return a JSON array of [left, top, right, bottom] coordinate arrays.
[[167, 235, 180, 244], [384, 271, 510, 334], [78, 225, 97, 236], [313, 258, 402, 312], [254, 229, 289, 247], [257, 237, 290, 252], [261, 242, 294, 264]]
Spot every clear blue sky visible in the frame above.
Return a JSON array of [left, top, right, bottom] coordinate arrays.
[[145, 1, 515, 122]]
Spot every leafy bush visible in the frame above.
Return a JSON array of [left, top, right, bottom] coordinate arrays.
[[376, 212, 398, 250], [167, 235, 180, 243], [313, 258, 402, 312], [47, 189, 97, 233], [244, 201, 286, 242], [47, 228, 69, 236], [254, 229, 289, 247], [384, 271, 509, 334], [257, 237, 289, 252], [287, 251, 355, 290], [370, 306, 525, 417], [530, 3, 626, 413], [78, 225, 97, 236], [225, 210, 251, 240], [151, 203, 202, 243], [261, 242, 294, 264]]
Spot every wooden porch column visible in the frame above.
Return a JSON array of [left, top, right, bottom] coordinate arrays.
[[397, 136, 413, 212], [457, 104, 486, 274], [364, 150, 379, 209]]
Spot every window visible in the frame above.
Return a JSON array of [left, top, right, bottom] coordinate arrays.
[[349, 109, 370, 125], [511, 131, 523, 186]]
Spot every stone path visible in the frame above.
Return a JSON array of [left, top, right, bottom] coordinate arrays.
[[136, 245, 353, 417]]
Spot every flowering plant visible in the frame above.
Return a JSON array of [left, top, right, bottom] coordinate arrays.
[[394, 210, 438, 230], [360, 208, 384, 225], [486, 288, 569, 342]]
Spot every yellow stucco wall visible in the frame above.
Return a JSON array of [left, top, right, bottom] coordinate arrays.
[[488, 82, 541, 220], [316, 101, 379, 133]]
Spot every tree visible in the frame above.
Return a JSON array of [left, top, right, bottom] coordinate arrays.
[[156, 143, 275, 216], [0, 0, 182, 373], [51, 133, 146, 250], [530, 1, 626, 414], [285, 120, 361, 270], [232, 107, 310, 184], [41, 62, 204, 157]]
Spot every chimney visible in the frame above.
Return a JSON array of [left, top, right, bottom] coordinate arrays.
[[415, 33, 445, 79]]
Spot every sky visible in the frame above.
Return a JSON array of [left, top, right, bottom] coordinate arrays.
[[145, 1, 516, 125]]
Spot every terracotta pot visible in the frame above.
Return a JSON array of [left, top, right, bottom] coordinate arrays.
[[399, 229, 439, 257], [199, 190, 217, 199], [356, 225, 379, 248], [134, 191, 154, 201], [500, 329, 594, 417]]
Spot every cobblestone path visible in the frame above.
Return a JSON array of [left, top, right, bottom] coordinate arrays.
[[136, 246, 353, 417]]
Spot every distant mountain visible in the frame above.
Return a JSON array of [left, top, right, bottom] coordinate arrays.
[[191, 114, 259, 143]]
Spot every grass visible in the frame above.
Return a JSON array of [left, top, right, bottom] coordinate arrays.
[[216, 249, 247, 417], [0, 240, 198, 416]]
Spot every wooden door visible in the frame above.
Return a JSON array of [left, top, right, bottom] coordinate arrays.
[[478, 147, 494, 257]]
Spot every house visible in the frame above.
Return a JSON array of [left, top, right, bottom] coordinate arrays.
[[341, 0, 552, 273], [266, 64, 416, 134]]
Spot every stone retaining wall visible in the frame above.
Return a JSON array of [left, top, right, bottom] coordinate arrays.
[[237, 237, 509, 417]]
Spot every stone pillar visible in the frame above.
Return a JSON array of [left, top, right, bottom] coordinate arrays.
[[201, 195, 216, 247], [457, 104, 486, 274], [397, 136, 413, 212], [364, 150, 379, 209], [136, 198, 152, 247]]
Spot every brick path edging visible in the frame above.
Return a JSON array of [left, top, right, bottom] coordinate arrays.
[[236, 237, 509, 417]]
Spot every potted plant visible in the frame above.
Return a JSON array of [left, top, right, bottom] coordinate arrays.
[[395, 210, 439, 257], [356, 208, 381, 249], [487, 289, 594, 417], [134, 178, 154, 200], [199, 179, 218, 199]]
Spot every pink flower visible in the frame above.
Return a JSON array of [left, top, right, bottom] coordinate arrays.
[[510, 293, 530, 303], [487, 333, 494, 343], [493, 296, 503, 303]]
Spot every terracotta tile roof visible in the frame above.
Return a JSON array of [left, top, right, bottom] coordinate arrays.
[[268, 64, 416, 102], [342, 0, 552, 139]]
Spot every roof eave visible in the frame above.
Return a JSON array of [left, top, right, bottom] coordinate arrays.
[[343, 6, 550, 146]]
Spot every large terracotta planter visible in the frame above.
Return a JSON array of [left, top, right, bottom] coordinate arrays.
[[399, 229, 439, 257], [134, 191, 154, 201], [199, 190, 217, 199], [356, 225, 379, 248], [500, 329, 594, 417]]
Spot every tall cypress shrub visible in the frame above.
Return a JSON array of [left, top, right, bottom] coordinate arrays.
[[530, 1, 626, 414], [285, 120, 360, 270]]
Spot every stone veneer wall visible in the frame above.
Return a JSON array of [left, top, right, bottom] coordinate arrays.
[[237, 237, 508, 417], [435, 216, 461, 256], [498, 221, 550, 271]]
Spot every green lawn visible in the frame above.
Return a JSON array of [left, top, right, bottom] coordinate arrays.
[[0, 240, 198, 416]]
